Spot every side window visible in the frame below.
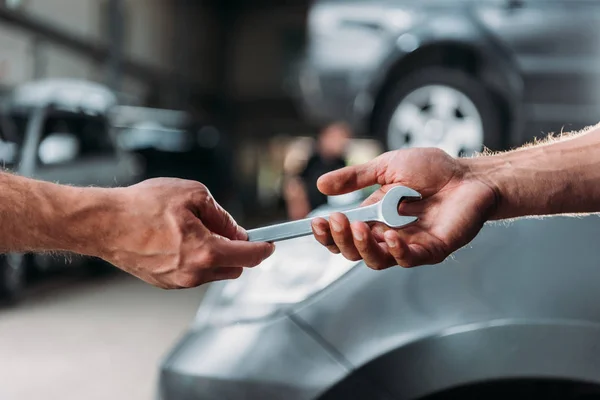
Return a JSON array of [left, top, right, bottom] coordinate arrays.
[[37, 116, 115, 166], [76, 119, 115, 157]]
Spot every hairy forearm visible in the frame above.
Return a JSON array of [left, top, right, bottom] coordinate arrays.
[[0, 172, 121, 256], [464, 124, 600, 220]]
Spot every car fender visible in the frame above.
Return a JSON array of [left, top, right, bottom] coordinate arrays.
[[320, 319, 600, 400], [365, 13, 524, 146]]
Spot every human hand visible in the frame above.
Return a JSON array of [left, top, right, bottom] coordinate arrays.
[[310, 148, 498, 269], [99, 178, 274, 289]]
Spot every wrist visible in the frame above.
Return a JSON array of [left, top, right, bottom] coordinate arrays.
[[459, 129, 600, 220], [459, 154, 512, 221], [49, 184, 128, 259]]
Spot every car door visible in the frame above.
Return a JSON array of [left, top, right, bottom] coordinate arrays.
[[472, 0, 600, 136]]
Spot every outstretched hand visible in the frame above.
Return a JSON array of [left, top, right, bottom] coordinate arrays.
[[101, 178, 275, 289], [310, 148, 498, 269]]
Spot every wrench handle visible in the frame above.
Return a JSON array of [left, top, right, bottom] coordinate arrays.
[[247, 204, 381, 243], [247, 218, 314, 242]]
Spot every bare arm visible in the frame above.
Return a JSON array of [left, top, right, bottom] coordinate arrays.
[[311, 123, 600, 269], [282, 176, 312, 220], [0, 173, 274, 288], [0, 172, 108, 254], [466, 124, 600, 219]]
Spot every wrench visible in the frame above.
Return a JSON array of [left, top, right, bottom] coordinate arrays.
[[247, 185, 422, 243]]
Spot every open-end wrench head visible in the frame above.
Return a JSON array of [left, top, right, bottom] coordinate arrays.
[[379, 185, 422, 228]]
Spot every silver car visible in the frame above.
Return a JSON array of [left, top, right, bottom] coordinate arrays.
[[158, 201, 600, 399], [293, 0, 600, 157]]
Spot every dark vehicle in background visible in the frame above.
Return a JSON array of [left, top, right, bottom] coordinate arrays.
[[0, 78, 144, 302], [160, 201, 600, 400], [113, 106, 237, 212], [294, 0, 600, 156]]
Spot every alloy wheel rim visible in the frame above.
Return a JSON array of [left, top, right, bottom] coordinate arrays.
[[387, 84, 484, 157]]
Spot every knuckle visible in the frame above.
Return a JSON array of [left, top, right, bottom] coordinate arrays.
[[200, 248, 218, 267], [427, 147, 448, 159], [184, 179, 207, 191], [175, 274, 202, 288], [188, 184, 210, 204]]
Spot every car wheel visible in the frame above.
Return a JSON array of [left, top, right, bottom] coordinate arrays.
[[0, 253, 27, 304], [375, 67, 502, 157]]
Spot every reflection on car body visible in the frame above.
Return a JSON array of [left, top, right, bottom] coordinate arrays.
[[160, 201, 600, 399]]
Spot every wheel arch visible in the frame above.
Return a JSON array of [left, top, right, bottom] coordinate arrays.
[[319, 320, 600, 400], [368, 39, 523, 149]]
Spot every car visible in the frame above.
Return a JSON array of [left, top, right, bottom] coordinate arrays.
[[159, 200, 600, 399], [0, 78, 144, 302], [292, 0, 600, 156]]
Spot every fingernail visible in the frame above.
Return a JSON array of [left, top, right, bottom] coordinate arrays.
[[267, 244, 276, 256], [312, 222, 325, 236], [386, 237, 397, 248], [331, 219, 342, 233], [353, 229, 364, 241]]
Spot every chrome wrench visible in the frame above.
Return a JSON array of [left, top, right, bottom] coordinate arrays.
[[247, 185, 422, 243]]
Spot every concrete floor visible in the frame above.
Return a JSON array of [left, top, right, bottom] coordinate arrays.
[[0, 269, 205, 400]]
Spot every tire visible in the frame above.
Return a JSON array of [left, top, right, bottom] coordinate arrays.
[[374, 67, 503, 156], [0, 253, 27, 304]]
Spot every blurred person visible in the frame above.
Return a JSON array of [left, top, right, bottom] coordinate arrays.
[[283, 122, 351, 220], [0, 174, 274, 289], [311, 122, 600, 271]]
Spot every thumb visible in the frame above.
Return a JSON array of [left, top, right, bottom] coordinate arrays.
[[197, 195, 246, 240], [317, 155, 385, 196]]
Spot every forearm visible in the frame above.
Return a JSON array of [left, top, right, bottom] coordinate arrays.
[[283, 176, 311, 219], [464, 124, 600, 220], [0, 172, 121, 256]]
